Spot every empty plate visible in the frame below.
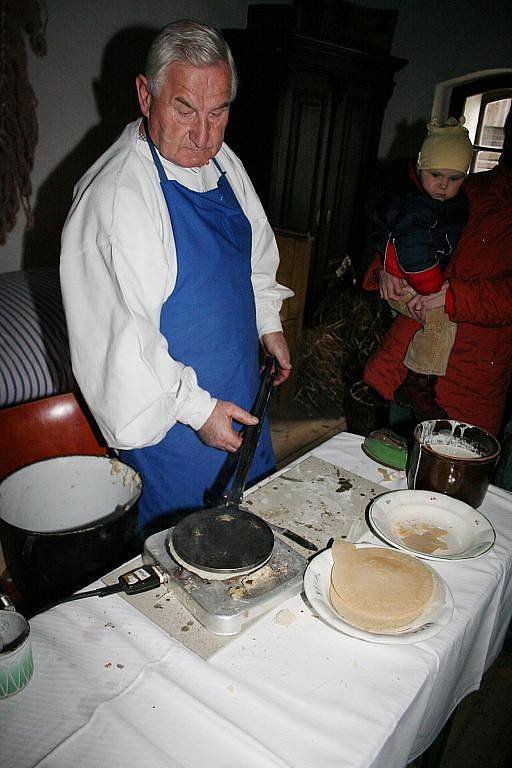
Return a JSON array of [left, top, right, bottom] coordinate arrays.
[[368, 490, 495, 561]]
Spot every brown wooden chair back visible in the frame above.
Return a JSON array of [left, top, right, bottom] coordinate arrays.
[[0, 393, 107, 481]]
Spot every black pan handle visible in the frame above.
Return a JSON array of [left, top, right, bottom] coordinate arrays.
[[226, 356, 278, 504]]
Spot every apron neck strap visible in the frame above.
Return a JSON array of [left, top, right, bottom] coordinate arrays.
[[144, 122, 169, 184], [212, 157, 225, 175], [144, 120, 225, 181]]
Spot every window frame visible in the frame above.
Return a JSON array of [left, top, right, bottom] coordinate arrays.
[[469, 88, 512, 171], [449, 75, 512, 172]]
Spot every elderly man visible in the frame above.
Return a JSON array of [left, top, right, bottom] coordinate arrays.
[[60, 20, 292, 532]]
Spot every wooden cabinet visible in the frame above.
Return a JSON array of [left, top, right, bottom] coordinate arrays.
[[273, 229, 312, 404], [224, 14, 406, 319]]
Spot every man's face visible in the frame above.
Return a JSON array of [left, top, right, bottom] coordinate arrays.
[[136, 61, 232, 168], [419, 169, 465, 201]]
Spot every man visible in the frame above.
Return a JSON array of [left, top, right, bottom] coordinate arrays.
[[60, 20, 293, 532]]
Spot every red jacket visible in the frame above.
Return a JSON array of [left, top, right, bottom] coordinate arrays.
[[363, 165, 512, 436]]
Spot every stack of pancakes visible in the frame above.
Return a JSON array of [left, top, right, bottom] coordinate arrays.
[[329, 540, 434, 633]]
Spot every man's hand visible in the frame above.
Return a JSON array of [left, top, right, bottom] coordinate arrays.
[[197, 400, 258, 452], [407, 281, 449, 323], [261, 331, 292, 385], [378, 269, 412, 301]]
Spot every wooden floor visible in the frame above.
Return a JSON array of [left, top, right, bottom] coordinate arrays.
[[268, 416, 512, 768], [269, 413, 346, 467]]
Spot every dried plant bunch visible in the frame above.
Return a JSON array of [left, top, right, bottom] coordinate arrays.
[[0, 0, 47, 244], [294, 259, 392, 414]]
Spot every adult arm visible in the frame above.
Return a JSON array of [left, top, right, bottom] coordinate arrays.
[[378, 269, 413, 302], [261, 331, 292, 384], [406, 272, 512, 326], [60, 162, 236, 450], [61, 240, 216, 449], [219, 146, 293, 338], [447, 273, 512, 326], [362, 256, 415, 307], [407, 282, 448, 322], [362, 254, 382, 292], [198, 401, 258, 452], [220, 145, 294, 383]]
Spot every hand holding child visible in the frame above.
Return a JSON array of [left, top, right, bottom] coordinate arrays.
[[407, 281, 449, 323], [378, 269, 412, 301]]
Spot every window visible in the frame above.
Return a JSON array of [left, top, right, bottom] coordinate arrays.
[[462, 89, 512, 172]]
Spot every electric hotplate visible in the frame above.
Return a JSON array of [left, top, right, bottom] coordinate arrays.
[[143, 528, 308, 635]]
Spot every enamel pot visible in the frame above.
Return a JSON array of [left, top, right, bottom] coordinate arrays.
[[0, 456, 142, 611], [407, 419, 500, 508]]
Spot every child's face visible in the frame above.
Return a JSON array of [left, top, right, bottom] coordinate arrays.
[[419, 169, 465, 201]]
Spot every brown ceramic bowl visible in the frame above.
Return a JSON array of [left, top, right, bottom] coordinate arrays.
[[407, 420, 501, 508]]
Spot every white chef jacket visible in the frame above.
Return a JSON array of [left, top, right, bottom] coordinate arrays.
[[60, 120, 293, 450]]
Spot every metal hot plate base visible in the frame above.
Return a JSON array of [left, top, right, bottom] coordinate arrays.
[[143, 528, 308, 635]]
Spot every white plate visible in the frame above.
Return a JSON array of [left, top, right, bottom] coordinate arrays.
[[368, 490, 496, 561], [303, 547, 453, 645]]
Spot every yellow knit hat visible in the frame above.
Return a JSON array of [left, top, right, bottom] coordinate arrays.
[[417, 117, 473, 175]]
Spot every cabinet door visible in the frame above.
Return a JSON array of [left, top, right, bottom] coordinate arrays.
[[308, 80, 382, 314], [269, 69, 333, 237], [274, 229, 312, 404]]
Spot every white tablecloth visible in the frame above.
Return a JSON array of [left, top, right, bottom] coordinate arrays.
[[2, 433, 512, 768]]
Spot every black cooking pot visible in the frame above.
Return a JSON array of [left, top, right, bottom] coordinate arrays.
[[0, 455, 142, 612]]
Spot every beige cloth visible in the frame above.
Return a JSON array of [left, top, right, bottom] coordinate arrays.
[[388, 292, 457, 376]]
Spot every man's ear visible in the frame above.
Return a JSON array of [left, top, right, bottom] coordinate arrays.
[[136, 74, 151, 117]]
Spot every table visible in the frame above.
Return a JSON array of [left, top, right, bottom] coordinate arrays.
[[2, 432, 512, 768]]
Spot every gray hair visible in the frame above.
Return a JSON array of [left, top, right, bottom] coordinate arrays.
[[145, 19, 238, 100]]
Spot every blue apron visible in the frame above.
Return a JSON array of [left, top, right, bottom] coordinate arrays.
[[120, 133, 275, 533]]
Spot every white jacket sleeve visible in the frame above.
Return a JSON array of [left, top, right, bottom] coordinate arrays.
[[218, 146, 294, 336], [60, 173, 216, 450]]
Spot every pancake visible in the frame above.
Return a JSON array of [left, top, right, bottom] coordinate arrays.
[[329, 540, 434, 633]]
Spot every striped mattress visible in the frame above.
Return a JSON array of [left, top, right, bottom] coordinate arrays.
[[0, 267, 75, 408]]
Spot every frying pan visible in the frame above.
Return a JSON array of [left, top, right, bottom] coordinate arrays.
[[168, 356, 278, 578]]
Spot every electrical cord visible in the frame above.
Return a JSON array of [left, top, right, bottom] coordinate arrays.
[[33, 564, 167, 616]]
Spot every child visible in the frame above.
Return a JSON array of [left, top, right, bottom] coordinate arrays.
[[366, 117, 473, 418]]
